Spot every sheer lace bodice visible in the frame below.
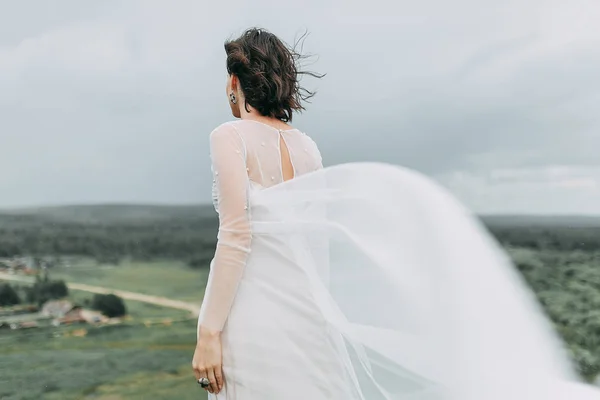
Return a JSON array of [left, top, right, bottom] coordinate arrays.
[[210, 120, 322, 210], [199, 119, 323, 331]]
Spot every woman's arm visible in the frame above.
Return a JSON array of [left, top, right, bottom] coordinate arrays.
[[193, 123, 251, 394], [199, 122, 252, 332]]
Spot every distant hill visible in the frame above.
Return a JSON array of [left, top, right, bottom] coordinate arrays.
[[0, 204, 216, 224], [480, 214, 600, 228], [2, 204, 600, 228], [0, 204, 220, 261]]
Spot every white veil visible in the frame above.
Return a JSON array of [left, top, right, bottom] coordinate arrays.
[[249, 162, 597, 400]]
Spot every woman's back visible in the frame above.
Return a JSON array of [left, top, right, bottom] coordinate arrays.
[[210, 119, 323, 212]]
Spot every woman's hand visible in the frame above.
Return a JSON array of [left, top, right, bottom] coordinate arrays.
[[192, 327, 224, 394]]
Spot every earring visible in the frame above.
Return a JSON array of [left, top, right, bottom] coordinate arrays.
[[229, 91, 237, 104]]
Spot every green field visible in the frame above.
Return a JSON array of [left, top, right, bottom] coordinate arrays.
[[49, 259, 208, 304], [1, 261, 207, 400], [1, 316, 205, 400], [2, 205, 600, 398]]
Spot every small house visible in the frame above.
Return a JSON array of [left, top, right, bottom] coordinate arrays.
[[41, 300, 74, 318]]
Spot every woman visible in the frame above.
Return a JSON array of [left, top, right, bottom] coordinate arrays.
[[192, 28, 599, 399]]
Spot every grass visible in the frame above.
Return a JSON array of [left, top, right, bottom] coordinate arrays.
[[0, 319, 205, 400], [57, 366, 209, 400], [49, 259, 208, 304], [67, 289, 192, 321], [1, 261, 208, 399]]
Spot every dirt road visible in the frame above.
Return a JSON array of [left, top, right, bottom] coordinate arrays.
[[0, 272, 200, 316]]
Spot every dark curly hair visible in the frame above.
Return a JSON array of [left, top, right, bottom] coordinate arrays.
[[225, 28, 323, 122]]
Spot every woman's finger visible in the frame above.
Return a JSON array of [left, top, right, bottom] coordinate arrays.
[[206, 366, 218, 394], [193, 366, 209, 391], [214, 366, 224, 392], [192, 364, 202, 380]]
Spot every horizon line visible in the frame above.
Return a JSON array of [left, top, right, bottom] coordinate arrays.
[[1, 202, 600, 218]]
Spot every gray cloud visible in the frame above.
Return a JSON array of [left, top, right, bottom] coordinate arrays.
[[0, 0, 599, 213]]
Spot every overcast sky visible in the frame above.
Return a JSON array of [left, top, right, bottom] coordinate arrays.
[[1, 0, 599, 214]]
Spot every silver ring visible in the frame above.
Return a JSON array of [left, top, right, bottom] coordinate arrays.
[[198, 377, 210, 388]]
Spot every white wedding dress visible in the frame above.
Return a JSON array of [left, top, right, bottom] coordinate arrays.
[[198, 120, 599, 399]]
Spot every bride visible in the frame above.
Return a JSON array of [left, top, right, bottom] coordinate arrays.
[[192, 28, 599, 399]]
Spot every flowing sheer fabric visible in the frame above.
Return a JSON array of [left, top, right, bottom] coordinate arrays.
[[199, 121, 599, 399], [247, 163, 600, 399]]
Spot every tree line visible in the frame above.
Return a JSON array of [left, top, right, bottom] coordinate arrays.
[[1, 277, 126, 318], [488, 225, 600, 252], [0, 214, 218, 267], [2, 214, 600, 265]]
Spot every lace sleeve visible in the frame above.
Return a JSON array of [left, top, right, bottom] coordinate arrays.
[[198, 123, 251, 332], [312, 136, 324, 169]]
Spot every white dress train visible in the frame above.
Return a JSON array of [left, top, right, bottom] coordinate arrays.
[[198, 120, 599, 399]]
